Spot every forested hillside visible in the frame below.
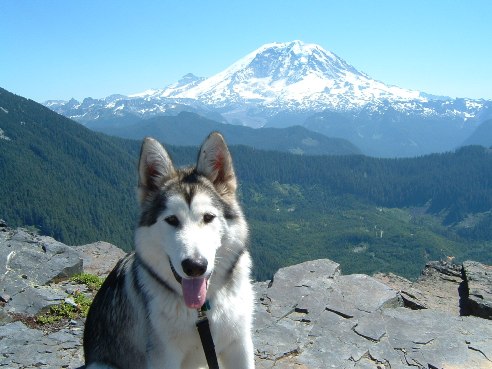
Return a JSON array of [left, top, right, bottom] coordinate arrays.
[[232, 145, 492, 278], [0, 87, 140, 247], [233, 145, 492, 224], [1, 87, 491, 280]]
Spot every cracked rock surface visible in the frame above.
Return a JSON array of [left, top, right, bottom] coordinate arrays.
[[0, 226, 83, 316], [0, 321, 84, 369], [254, 259, 492, 369], [75, 241, 126, 277], [462, 260, 492, 319], [1, 221, 491, 369]]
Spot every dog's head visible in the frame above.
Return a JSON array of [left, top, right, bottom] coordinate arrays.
[[135, 132, 247, 309]]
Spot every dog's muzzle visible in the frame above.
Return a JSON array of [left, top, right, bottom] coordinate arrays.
[[169, 257, 210, 310]]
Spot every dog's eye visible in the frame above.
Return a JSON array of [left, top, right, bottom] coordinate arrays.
[[203, 213, 216, 224], [164, 215, 180, 227]]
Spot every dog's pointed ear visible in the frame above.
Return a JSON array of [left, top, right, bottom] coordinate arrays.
[[196, 132, 237, 196], [138, 137, 176, 203]]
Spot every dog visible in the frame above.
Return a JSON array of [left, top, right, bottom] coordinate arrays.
[[83, 132, 255, 369]]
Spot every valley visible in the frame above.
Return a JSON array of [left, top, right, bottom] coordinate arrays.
[[1, 87, 491, 281]]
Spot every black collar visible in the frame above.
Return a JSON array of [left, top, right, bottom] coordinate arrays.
[[135, 253, 178, 294]]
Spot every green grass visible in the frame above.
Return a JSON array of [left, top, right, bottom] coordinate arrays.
[[36, 291, 93, 325], [36, 273, 104, 325], [70, 273, 105, 291]]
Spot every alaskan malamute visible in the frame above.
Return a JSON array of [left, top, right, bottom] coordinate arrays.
[[84, 133, 255, 369]]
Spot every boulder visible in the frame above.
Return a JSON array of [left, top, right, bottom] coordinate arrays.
[[75, 241, 127, 276], [0, 321, 84, 368], [462, 260, 492, 319], [0, 228, 82, 315], [374, 260, 464, 315]]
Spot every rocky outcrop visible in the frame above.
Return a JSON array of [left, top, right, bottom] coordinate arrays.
[[254, 259, 492, 369], [461, 260, 492, 319], [0, 321, 84, 368], [375, 259, 492, 320], [0, 224, 82, 316], [1, 221, 491, 369], [75, 241, 127, 277], [374, 260, 464, 315], [0, 222, 87, 368]]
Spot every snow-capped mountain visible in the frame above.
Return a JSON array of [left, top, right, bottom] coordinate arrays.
[[45, 40, 492, 157], [162, 40, 423, 110]]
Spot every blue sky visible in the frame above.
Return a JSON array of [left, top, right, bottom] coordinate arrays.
[[1, 0, 491, 102]]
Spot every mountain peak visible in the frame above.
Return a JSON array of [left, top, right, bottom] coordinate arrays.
[[262, 40, 333, 58], [178, 73, 204, 84], [157, 73, 205, 98], [166, 40, 420, 110], [244, 40, 366, 81]]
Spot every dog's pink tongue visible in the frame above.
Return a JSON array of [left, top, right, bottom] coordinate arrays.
[[181, 277, 208, 309]]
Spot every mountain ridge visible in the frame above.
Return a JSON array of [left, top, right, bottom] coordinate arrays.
[[90, 111, 361, 156], [462, 118, 492, 147], [44, 40, 492, 157], [45, 41, 491, 121]]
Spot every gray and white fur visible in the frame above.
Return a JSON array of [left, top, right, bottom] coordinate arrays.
[[83, 132, 255, 369]]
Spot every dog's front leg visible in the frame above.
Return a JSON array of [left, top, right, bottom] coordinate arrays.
[[219, 336, 255, 369]]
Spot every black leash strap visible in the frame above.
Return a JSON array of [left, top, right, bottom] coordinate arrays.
[[196, 301, 220, 369]]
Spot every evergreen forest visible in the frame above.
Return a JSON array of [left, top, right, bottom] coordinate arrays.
[[1, 87, 491, 280]]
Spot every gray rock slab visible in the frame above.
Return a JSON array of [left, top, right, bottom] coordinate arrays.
[[4, 230, 83, 285], [463, 260, 492, 319], [0, 228, 82, 315], [255, 305, 492, 369], [0, 321, 84, 368], [271, 259, 341, 288], [266, 259, 341, 320], [352, 312, 387, 342], [382, 308, 492, 369], [75, 241, 127, 276], [254, 260, 492, 369], [331, 274, 402, 313], [374, 260, 464, 316], [6, 284, 67, 315]]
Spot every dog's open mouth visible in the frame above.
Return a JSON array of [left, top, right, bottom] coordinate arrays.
[[169, 259, 208, 309]]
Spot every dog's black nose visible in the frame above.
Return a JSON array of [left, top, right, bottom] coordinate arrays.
[[181, 258, 208, 277]]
